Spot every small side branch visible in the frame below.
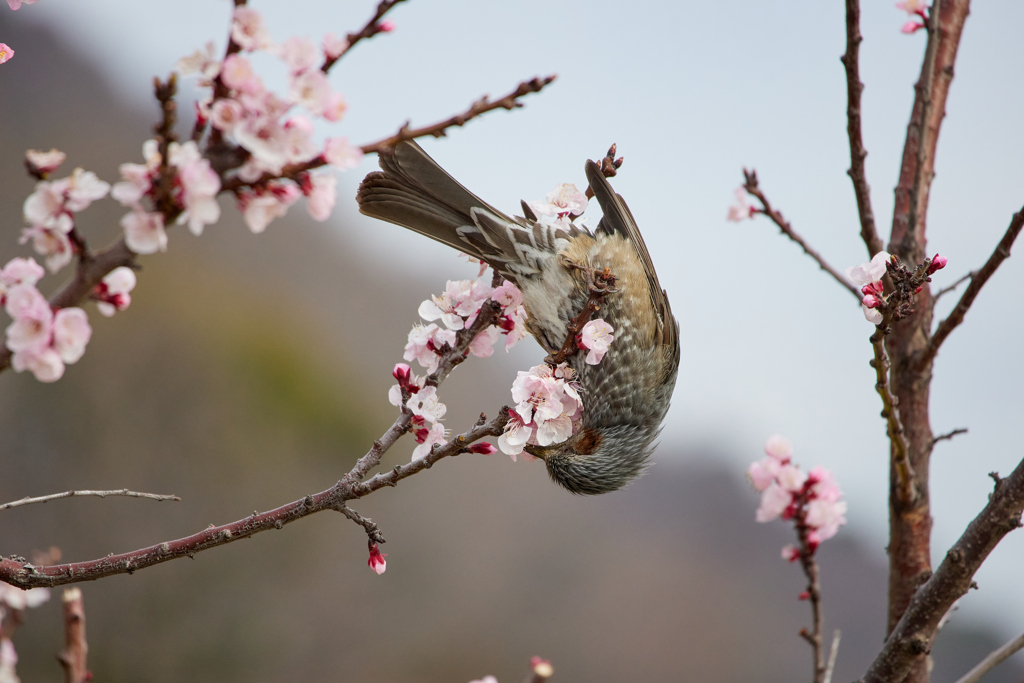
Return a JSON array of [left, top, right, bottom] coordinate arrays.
[[0, 489, 181, 512], [321, 0, 407, 71], [931, 428, 968, 450], [859, 455, 1024, 683], [839, 0, 883, 257], [919, 207, 1024, 370], [742, 169, 860, 300], [952, 630, 1024, 683], [57, 588, 89, 683], [338, 505, 385, 545], [823, 630, 842, 683]]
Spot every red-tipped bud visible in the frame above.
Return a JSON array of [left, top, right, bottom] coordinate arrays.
[[914, 286, 923, 294], [392, 363, 411, 382], [531, 657, 554, 679], [927, 254, 948, 274], [798, 591, 810, 601], [862, 294, 881, 309], [468, 442, 497, 455], [367, 543, 387, 575], [379, 20, 395, 32]]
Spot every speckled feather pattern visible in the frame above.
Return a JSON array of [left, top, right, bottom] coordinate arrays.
[[357, 141, 679, 494]]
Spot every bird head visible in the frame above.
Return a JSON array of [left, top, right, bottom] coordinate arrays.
[[526, 423, 655, 495]]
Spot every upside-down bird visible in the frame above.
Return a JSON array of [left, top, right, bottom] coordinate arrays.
[[356, 141, 679, 495]]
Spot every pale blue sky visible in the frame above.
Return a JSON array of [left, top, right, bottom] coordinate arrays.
[[16, 0, 1024, 633]]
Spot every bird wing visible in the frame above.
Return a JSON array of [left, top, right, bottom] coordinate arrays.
[[584, 161, 679, 349]]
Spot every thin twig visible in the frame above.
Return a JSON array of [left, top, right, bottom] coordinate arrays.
[[931, 271, 972, 306], [57, 588, 89, 683], [0, 489, 181, 512], [823, 630, 842, 683], [338, 505, 385, 544], [858, 456, 1024, 683], [931, 428, 968, 450], [222, 75, 557, 194], [905, 0, 943, 248], [321, 0, 407, 72], [918, 207, 1024, 370], [840, 0, 883, 258], [951, 630, 1024, 683], [870, 319, 916, 504], [742, 169, 860, 301], [796, 538, 826, 683]]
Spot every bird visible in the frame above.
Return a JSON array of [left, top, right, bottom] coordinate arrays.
[[356, 141, 679, 495]]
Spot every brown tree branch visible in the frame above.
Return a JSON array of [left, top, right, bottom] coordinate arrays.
[[0, 301, 507, 589], [930, 427, 967, 450], [931, 271, 972, 305], [321, 0, 407, 72], [951, 630, 1024, 683], [57, 587, 89, 683], [870, 318, 915, 505], [0, 489, 180, 512], [840, 0, 883, 258], [859, 456, 1024, 683], [918, 207, 1024, 370], [222, 75, 557, 193], [883, 8, 971, 675], [742, 169, 860, 300], [823, 630, 842, 683]]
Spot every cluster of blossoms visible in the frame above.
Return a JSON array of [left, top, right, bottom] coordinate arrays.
[[22, 160, 110, 272], [0, 584, 50, 683], [897, 0, 929, 33], [174, 7, 363, 234], [498, 363, 583, 459], [1, 258, 91, 382], [748, 436, 847, 558], [526, 183, 588, 229], [846, 250, 946, 324], [389, 275, 527, 461]]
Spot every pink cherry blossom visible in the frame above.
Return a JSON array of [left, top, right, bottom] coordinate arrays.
[[406, 386, 446, 423], [23, 179, 71, 231], [11, 346, 64, 382], [845, 251, 890, 286], [304, 173, 337, 221], [171, 142, 221, 235], [121, 208, 167, 254], [235, 118, 289, 173], [52, 307, 91, 363], [468, 442, 497, 455], [8, 0, 40, 9], [19, 226, 72, 273], [5, 285, 52, 352], [221, 54, 264, 94], [288, 69, 332, 114], [747, 457, 780, 492], [231, 7, 273, 52], [896, 0, 928, 13], [0, 43, 12, 65], [497, 410, 531, 460], [94, 267, 136, 317], [579, 318, 614, 365], [528, 183, 587, 218], [237, 182, 301, 234], [531, 657, 554, 678], [176, 41, 221, 83], [321, 92, 348, 122], [755, 482, 792, 523], [726, 187, 754, 221], [379, 20, 395, 32], [367, 543, 387, 575], [25, 149, 66, 175], [276, 36, 320, 73], [901, 19, 925, 33], [63, 168, 110, 212], [322, 33, 348, 59], [411, 421, 446, 460], [469, 326, 500, 358], [419, 280, 493, 331], [764, 434, 792, 461], [403, 323, 457, 373], [0, 258, 45, 305], [211, 98, 244, 133], [324, 137, 363, 170], [776, 464, 807, 493], [0, 584, 49, 610]]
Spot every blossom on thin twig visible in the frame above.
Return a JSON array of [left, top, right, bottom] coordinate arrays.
[[726, 187, 754, 222], [93, 267, 137, 317], [498, 364, 583, 459], [578, 318, 614, 365], [748, 435, 847, 554], [367, 543, 387, 575]]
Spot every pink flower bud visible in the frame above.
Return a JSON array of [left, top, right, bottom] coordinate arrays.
[[798, 591, 810, 601], [367, 543, 387, 575], [781, 544, 800, 563], [379, 20, 395, 32], [927, 253, 948, 274], [901, 20, 925, 33], [393, 363, 411, 382], [531, 657, 554, 678], [468, 442, 497, 455], [862, 294, 881, 309]]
